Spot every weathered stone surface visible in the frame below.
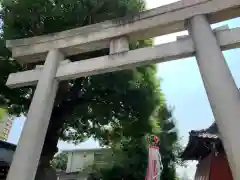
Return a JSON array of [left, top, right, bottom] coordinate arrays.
[[6, 0, 240, 63], [6, 50, 64, 180], [109, 36, 129, 54], [6, 27, 240, 88]]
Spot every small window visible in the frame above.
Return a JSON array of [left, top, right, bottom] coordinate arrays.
[[94, 153, 104, 162]]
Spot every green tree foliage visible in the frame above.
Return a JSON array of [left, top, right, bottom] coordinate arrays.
[[98, 137, 148, 180], [87, 107, 182, 180], [51, 152, 68, 171], [0, 108, 7, 120], [157, 108, 183, 180]]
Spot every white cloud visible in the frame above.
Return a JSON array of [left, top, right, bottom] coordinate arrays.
[[145, 0, 189, 45], [154, 31, 188, 45], [146, 0, 179, 9]]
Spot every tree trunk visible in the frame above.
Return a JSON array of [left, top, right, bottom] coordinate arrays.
[[35, 106, 66, 180], [34, 80, 84, 180]]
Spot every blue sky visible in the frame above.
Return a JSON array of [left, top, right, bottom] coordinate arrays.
[[6, 0, 240, 178]]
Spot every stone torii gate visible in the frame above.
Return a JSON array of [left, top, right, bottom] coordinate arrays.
[[4, 0, 240, 179]]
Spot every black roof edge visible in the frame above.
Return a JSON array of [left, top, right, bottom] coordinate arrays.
[[0, 140, 16, 151]]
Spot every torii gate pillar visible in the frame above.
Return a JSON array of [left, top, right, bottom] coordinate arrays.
[[6, 49, 64, 180], [189, 14, 240, 180]]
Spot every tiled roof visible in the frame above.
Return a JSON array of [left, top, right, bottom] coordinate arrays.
[[181, 122, 222, 161], [196, 133, 219, 139], [190, 122, 220, 140]]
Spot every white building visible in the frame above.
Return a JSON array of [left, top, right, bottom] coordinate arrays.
[[59, 148, 109, 180]]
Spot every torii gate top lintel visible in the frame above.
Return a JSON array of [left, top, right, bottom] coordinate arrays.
[[5, 0, 240, 64]]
